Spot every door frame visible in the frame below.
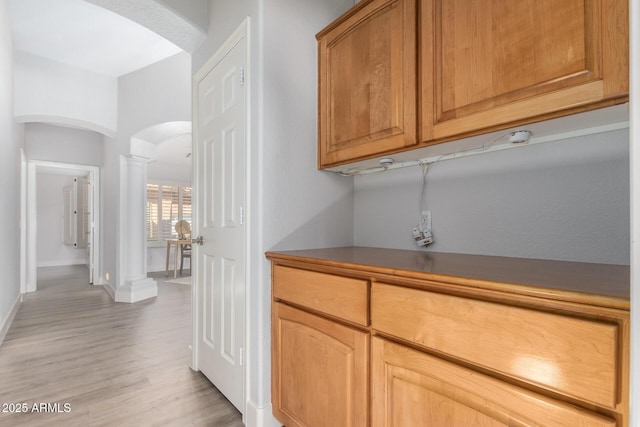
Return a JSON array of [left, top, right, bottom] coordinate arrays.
[[20, 150, 27, 294], [25, 160, 101, 291], [191, 16, 252, 415]]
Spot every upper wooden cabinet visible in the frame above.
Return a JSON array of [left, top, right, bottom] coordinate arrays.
[[317, 0, 418, 168], [316, 0, 629, 169], [421, 0, 629, 142]]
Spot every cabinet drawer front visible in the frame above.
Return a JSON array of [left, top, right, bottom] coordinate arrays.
[[273, 266, 368, 326], [371, 283, 619, 407]]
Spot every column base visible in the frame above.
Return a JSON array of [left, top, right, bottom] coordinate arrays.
[[115, 277, 158, 303]]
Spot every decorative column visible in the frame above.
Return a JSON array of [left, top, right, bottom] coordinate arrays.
[[115, 155, 158, 303]]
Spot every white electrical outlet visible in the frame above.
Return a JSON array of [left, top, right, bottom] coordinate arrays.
[[413, 210, 434, 247], [421, 210, 432, 231]]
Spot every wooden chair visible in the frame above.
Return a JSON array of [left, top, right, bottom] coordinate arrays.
[[175, 220, 191, 275], [180, 243, 191, 275]]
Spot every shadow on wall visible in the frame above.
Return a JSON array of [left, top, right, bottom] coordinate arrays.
[[269, 192, 354, 252], [353, 129, 630, 265]]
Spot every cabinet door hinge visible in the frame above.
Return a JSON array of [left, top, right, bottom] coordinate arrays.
[[240, 67, 245, 86]]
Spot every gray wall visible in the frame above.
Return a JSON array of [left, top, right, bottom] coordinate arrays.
[[354, 129, 630, 265], [23, 124, 105, 280], [263, 0, 355, 253], [100, 51, 192, 289], [261, 0, 355, 412], [148, 162, 190, 182], [24, 123, 104, 166], [36, 174, 86, 267], [0, 0, 23, 340], [117, 52, 191, 148], [156, 0, 209, 33], [193, 0, 356, 418]]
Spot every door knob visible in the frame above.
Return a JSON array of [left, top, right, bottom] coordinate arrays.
[[192, 236, 204, 245]]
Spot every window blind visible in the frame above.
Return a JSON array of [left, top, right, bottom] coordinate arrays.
[[146, 184, 192, 241]]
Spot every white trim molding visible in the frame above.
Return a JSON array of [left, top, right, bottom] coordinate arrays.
[[115, 277, 158, 303], [629, 0, 639, 424], [191, 15, 252, 416], [25, 160, 102, 293], [101, 282, 116, 301], [15, 114, 117, 139], [119, 155, 158, 303], [37, 260, 86, 268], [245, 401, 281, 427], [0, 293, 22, 348], [192, 16, 252, 368]]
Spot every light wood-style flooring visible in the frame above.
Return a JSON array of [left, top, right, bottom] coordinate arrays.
[[0, 266, 244, 427]]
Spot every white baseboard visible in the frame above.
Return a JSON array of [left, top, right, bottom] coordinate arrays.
[[93, 275, 108, 286], [147, 266, 166, 273], [115, 277, 158, 303], [0, 293, 22, 347], [245, 401, 281, 427], [100, 282, 116, 301], [147, 264, 190, 273], [37, 260, 86, 268]]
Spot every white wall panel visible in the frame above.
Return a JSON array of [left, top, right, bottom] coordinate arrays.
[[14, 51, 117, 136], [24, 123, 104, 166]]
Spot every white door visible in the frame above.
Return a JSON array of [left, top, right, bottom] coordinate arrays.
[[75, 177, 90, 250], [75, 177, 93, 283], [63, 185, 74, 245], [194, 25, 247, 412], [83, 177, 94, 283]]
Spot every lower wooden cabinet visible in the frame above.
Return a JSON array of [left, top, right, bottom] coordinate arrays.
[[271, 302, 369, 427], [371, 337, 616, 427], [267, 248, 630, 426]]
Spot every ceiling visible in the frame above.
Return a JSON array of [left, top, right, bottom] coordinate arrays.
[[9, 0, 183, 77], [136, 121, 192, 168], [154, 134, 192, 168]]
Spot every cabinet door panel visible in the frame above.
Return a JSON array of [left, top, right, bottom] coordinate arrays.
[[421, 0, 628, 140], [272, 303, 369, 427], [440, 0, 592, 116], [318, 0, 417, 168], [372, 337, 616, 427]]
